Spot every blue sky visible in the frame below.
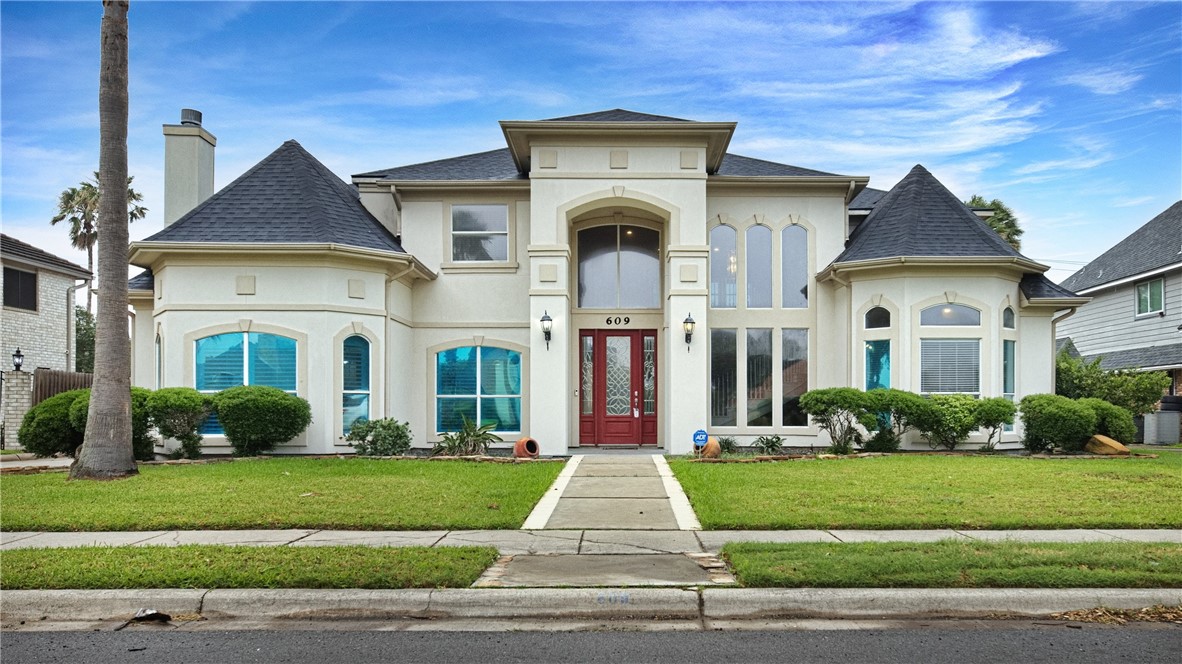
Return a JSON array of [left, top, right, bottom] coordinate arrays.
[[2, 1, 1179, 283]]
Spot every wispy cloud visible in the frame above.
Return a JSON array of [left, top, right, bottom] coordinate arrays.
[[1014, 136, 1113, 175], [1113, 196, 1156, 208], [1063, 67, 1143, 94]]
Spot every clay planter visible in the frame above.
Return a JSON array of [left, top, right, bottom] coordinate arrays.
[[513, 437, 540, 459], [700, 437, 722, 458]]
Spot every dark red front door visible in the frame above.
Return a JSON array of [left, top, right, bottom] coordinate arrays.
[[578, 330, 657, 445]]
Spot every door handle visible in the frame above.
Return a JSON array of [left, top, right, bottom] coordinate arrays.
[[633, 391, 639, 418]]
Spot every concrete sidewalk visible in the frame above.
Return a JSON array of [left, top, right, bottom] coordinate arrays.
[[3, 528, 1178, 552]]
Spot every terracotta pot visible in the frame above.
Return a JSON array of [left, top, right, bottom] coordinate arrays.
[[701, 437, 722, 458], [513, 437, 540, 458]]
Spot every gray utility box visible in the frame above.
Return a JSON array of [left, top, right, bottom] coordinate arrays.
[[1142, 411, 1181, 444]]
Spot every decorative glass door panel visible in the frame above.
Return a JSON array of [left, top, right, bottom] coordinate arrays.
[[579, 329, 657, 445]]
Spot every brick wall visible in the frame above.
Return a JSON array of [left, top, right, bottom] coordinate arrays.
[[1, 370, 32, 449], [1, 268, 77, 371]]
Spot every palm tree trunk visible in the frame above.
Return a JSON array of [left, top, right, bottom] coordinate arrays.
[[72, 0, 136, 480]]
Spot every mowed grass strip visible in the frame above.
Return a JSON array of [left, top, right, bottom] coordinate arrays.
[[0, 545, 497, 590], [670, 454, 1182, 529], [0, 458, 564, 531], [722, 541, 1182, 588]]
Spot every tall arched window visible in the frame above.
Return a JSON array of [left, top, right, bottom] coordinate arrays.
[[782, 225, 808, 308], [920, 303, 981, 326], [577, 225, 660, 309], [342, 335, 370, 435], [195, 332, 297, 433], [437, 346, 521, 433], [709, 225, 736, 308], [746, 225, 772, 308]]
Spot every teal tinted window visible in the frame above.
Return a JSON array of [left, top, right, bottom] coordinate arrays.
[[436, 346, 521, 432], [865, 339, 891, 391], [195, 332, 297, 434], [342, 335, 371, 435], [195, 333, 244, 390], [248, 333, 296, 391]]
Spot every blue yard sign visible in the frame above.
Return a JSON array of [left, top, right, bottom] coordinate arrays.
[[692, 429, 709, 448]]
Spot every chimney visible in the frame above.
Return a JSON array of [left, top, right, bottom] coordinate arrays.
[[162, 108, 216, 226]]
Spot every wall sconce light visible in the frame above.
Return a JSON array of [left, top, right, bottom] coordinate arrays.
[[540, 311, 553, 350], [12, 348, 23, 371], [682, 314, 695, 351]]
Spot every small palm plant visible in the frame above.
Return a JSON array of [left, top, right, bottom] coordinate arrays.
[[432, 415, 501, 456]]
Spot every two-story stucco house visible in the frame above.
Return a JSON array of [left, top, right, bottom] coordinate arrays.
[[128, 109, 1086, 456], [1, 234, 91, 372], [1058, 201, 1182, 394]]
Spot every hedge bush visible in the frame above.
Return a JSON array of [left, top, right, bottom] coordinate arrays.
[[147, 387, 212, 459], [863, 389, 932, 452], [975, 397, 1017, 451], [799, 388, 874, 454], [1019, 393, 1097, 453], [65, 387, 156, 461], [345, 418, 413, 456], [214, 385, 312, 456], [913, 394, 979, 450], [17, 389, 89, 457], [1076, 397, 1136, 445]]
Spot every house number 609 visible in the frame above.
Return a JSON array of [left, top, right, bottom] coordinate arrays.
[[605, 316, 631, 325]]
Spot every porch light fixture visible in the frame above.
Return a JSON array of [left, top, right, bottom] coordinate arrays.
[[682, 314, 695, 351], [12, 348, 23, 371], [540, 311, 553, 350]]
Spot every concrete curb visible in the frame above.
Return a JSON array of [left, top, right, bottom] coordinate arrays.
[[3, 588, 1179, 622]]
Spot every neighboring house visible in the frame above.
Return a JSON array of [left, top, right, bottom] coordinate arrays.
[[1058, 201, 1182, 394], [128, 109, 1086, 456], [1, 234, 91, 372]]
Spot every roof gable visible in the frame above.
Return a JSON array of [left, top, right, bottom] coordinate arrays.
[[834, 165, 1025, 263], [1060, 200, 1182, 292], [0, 234, 90, 278], [144, 141, 405, 253], [541, 109, 691, 122]]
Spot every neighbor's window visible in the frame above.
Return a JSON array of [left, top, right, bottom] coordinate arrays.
[[781, 225, 808, 308], [452, 204, 508, 262], [3, 267, 37, 311], [342, 335, 370, 435], [709, 225, 737, 308], [920, 338, 980, 395], [195, 332, 297, 434], [746, 225, 772, 308], [1136, 278, 1164, 316], [436, 346, 521, 433], [921, 303, 981, 326]]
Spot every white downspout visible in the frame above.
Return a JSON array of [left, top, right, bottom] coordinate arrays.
[[1050, 307, 1078, 392]]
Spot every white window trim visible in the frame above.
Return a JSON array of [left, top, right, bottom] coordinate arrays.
[[442, 202, 518, 271], [1135, 277, 1165, 317], [429, 341, 529, 440]]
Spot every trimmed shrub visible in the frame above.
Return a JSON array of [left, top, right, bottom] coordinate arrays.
[[1019, 393, 1097, 453], [753, 434, 783, 455], [914, 394, 979, 450], [975, 397, 1017, 451], [66, 388, 156, 461], [214, 386, 312, 456], [1077, 397, 1136, 445], [346, 418, 413, 456], [147, 387, 212, 460], [863, 388, 933, 452], [18, 389, 89, 457], [799, 388, 875, 455]]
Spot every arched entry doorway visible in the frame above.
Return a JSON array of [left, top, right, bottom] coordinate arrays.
[[570, 209, 664, 446]]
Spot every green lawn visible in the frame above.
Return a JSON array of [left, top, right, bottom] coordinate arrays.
[[0, 458, 563, 531], [0, 545, 497, 589], [670, 454, 1182, 529], [722, 541, 1182, 588]]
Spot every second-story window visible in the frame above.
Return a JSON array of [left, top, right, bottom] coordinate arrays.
[[1136, 278, 1164, 316], [452, 204, 508, 262]]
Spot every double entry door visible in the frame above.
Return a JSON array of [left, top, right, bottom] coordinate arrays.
[[578, 329, 658, 445]]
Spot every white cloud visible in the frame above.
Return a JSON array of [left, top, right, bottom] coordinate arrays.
[[1063, 67, 1143, 95]]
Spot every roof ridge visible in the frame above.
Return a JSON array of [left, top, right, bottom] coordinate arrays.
[[354, 147, 511, 179]]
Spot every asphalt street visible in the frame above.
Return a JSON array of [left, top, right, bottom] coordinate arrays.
[[3, 623, 1179, 664]]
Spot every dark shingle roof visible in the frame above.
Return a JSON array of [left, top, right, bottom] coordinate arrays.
[[1056, 337, 1081, 359], [1020, 273, 1081, 300], [542, 109, 690, 122], [0, 234, 90, 278], [1083, 342, 1182, 371], [355, 148, 524, 181], [834, 165, 1026, 263], [716, 154, 839, 177], [849, 187, 888, 210], [1060, 201, 1182, 292], [127, 269, 153, 291], [145, 141, 405, 253]]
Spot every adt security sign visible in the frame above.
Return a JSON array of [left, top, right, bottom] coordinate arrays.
[[692, 429, 709, 448]]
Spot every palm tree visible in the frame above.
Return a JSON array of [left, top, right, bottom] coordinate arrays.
[[51, 173, 146, 312], [965, 195, 1024, 251], [72, 0, 136, 480]]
